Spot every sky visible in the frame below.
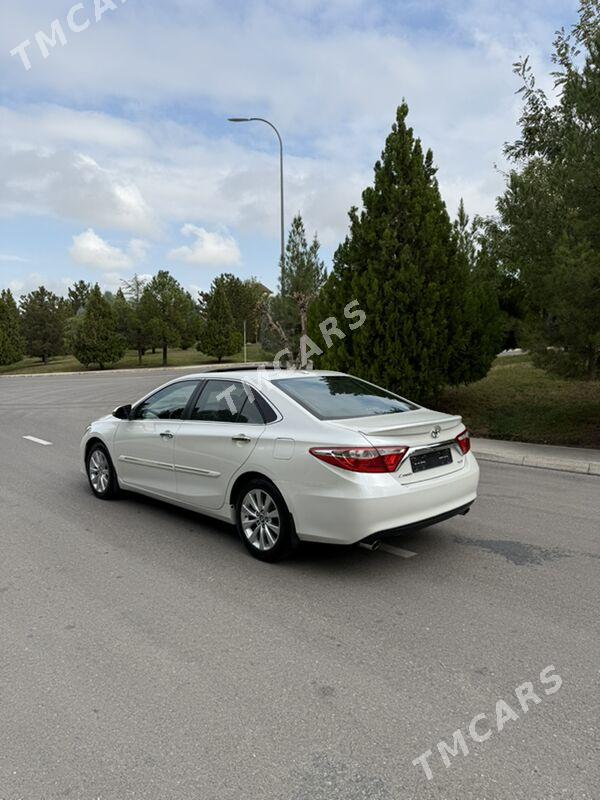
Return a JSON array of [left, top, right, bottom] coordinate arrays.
[[0, 0, 579, 300]]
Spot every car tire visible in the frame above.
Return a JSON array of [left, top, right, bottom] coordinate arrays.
[[235, 478, 297, 562], [86, 442, 120, 500]]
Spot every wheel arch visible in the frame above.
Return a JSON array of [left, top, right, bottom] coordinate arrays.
[[85, 436, 109, 460], [229, 471, 296, 529], [230, 471, 277, 508]]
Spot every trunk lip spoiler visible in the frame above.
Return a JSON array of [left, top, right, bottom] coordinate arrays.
[[358, 415, 463, 438]]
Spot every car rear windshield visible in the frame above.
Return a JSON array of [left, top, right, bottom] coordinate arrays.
[[272, 375, 417, 420]]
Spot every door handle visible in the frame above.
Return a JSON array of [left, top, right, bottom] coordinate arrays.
[[232, 434, 251, 443], [160, 431, 174, 439]]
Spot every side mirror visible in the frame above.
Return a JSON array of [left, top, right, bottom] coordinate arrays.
[[113, 404, 132, 420]]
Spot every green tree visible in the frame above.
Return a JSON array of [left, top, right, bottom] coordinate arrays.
[[122, 274, 149, 365], [180, 291, 201, 350], [199, 274, 265, 344], [198, 279, 242, 362], [138, 270, 189, 366], [311, 104, 473, 401], [264, 214, 326, 366], [67, 280, 92, 316], [496, 0, 600, 377], [112, 288, 134, 344], [447, 201, 503, 384], [0, 289, 24, 366], [244, 278, 269, 342], [72, 284, 126, 369], [20, 286, 65, 364], [475, 216, 527, 351]]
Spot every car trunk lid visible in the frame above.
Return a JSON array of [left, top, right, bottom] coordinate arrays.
[[329, 409, 467, 483]]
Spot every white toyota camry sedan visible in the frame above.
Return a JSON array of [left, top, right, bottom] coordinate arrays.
[[81, 369, 479, 561]]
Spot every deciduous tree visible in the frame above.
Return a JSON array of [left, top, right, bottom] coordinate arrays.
[[495, 1, 600, 378]]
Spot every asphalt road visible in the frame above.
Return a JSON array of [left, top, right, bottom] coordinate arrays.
[[1, 370, 598, 800]]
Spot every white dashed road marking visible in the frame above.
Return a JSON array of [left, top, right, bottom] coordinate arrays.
[[380, 544, 418, 558], [23, 436, 53, 446]]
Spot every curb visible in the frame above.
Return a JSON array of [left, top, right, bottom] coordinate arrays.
[[473, 449, 600, 477], [0, 361, 271, 379]]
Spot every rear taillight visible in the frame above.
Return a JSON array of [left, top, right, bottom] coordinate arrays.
[[309, 446, 408, 473], [455, 428, 471, 455]]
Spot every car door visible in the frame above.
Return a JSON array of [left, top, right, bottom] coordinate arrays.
[[113, 380, 199, 498], [173, 379, 265, 510]]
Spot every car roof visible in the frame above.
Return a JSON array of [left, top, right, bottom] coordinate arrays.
[[176, 369, 345, 385]]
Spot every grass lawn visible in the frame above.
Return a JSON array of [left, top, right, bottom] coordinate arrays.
[[436, 355, 600, 449], [0, 342, 271, 377]]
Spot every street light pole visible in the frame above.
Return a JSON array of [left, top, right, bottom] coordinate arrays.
[[228, 117, 285, 268]]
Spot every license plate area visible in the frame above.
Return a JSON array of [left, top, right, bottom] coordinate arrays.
[[410, 447, 452, 474]]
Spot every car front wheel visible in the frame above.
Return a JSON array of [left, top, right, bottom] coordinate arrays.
[[86, 443, 119, 500], [235, 478, 297, 562]]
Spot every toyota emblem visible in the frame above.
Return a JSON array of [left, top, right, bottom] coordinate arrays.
[[431, 425, 442, 439]]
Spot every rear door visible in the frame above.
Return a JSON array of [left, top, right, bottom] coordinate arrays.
[[113, 380, 199, 498], [173, 379, 265, 510]]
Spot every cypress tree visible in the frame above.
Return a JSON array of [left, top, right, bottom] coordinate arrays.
[[312, 103, 465, 401], [73, 284, 126, 369], [0, 289, 24, 366]]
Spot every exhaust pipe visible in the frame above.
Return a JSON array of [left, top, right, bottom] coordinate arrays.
[[359, 540, 382, 552]]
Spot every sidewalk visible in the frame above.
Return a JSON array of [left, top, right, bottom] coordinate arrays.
[[472, 437, 600, 476]]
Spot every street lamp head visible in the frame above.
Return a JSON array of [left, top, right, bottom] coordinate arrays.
[[228, 117, 251, 122]]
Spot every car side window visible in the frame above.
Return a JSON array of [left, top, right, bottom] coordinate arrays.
[[134, 381, 198, 420], [190, 380, 264, 424], [237, 396, 265, 424]]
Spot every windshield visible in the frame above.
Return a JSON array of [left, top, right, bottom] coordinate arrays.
[[272, 375, 418, 420]]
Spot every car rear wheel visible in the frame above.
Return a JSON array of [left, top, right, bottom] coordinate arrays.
[[235, 478, 296, 562], [86, 443, 119, 500]]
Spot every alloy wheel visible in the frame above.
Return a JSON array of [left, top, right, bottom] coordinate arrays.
[[89, 449, 110, 495], [240, 489, 281, 551]]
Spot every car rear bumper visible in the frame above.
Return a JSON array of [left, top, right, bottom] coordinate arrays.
[[360, 501, 474, 544], [286, 453, 479, 545]]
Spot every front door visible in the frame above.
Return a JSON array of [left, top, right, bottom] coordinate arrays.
[[114, 380, 199, 498], [174, 379, 265, 510]]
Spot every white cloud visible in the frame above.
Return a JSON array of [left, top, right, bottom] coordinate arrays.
[[128, 238, 150, 262], [168, 224, 241, 267], [0, 144, 156, 236], [69, 229, 149, 271], [0, 0, 579, 285]]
